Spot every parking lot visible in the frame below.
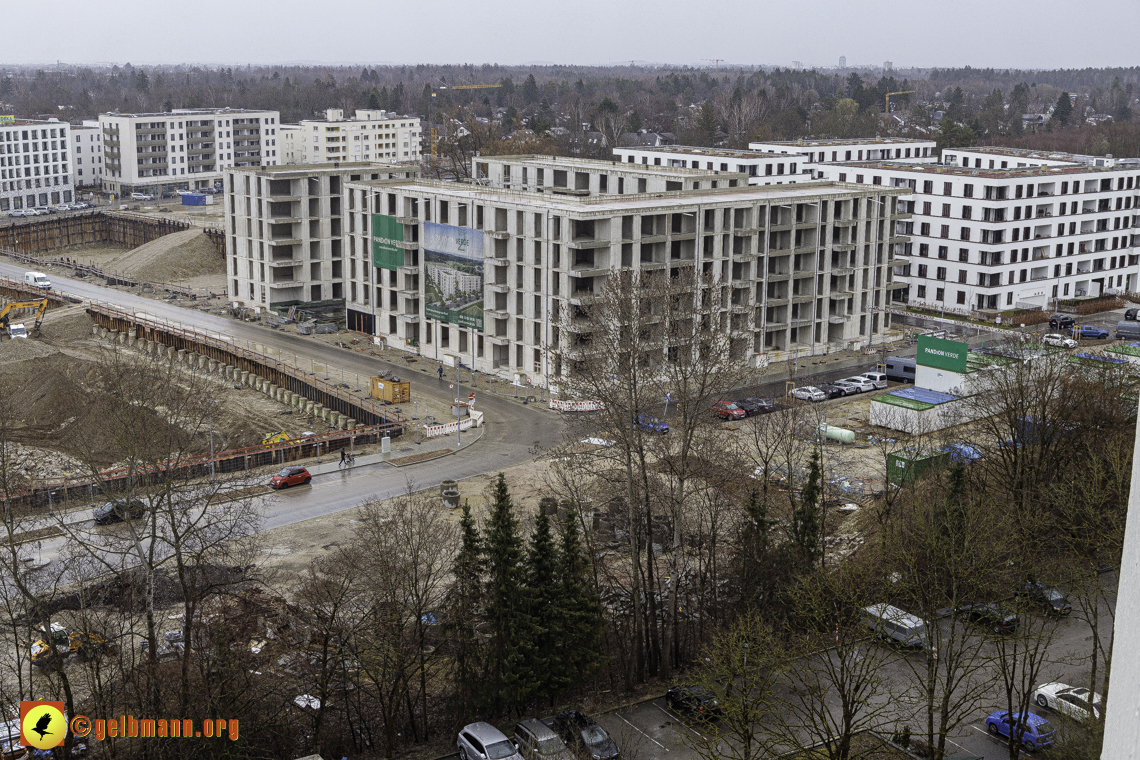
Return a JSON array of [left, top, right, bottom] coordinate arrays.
[[582, 574, 1115, 760]]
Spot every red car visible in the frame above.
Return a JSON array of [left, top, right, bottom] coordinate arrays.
[[712, 400, 747, 420], [270, 466, 312, 489]]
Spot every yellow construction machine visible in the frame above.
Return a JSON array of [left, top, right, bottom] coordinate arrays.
[[0, 298, 48, 338]]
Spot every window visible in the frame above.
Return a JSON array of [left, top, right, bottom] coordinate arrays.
[[962, 205, 972, 220], [919, 243, 929, 257], [940, 225, 950, 238], [958, 270, 968, 283], [922, 201, 932, 215], [917, 264, 928, 278], [922, 180, 933, 194], [936, 267, 947, 281], [942, 203, 951, 217], [963, 184, 974, 198], [938, 246, 948, 259], [956, 290, 967, 304], [959, 248, 969, 262], [917, 285, 927, 298], [961, 227, 971, 241]]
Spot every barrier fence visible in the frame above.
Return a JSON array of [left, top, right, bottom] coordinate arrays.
[[549, 399, 606, 412], [422, 410, 485, 438]]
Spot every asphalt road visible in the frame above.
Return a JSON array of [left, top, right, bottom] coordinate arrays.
[[0, 260, 562, 536]]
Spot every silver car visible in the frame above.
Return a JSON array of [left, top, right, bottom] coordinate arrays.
[[459, 723, 524, 760], [514, 719, 573, 760], [1042, 333, 1077, 349], [841, 376, 876, 393], [790, 386, 827, 402]]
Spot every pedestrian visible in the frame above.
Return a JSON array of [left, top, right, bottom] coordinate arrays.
[[438, 363, 444, 382], [339, 448, 346, 465]]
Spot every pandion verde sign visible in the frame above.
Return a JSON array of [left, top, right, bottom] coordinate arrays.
[[371, 214, 404, 271], [916, 335, 968, 373]]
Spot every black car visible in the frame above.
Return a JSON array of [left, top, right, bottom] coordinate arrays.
[[818, 384, 848, 400], [1126, 309, 1139, 321], [1017, 580, 1072, 616], [666, 685, 723, 720], [1049, 314, 1076, 329], [959, 602, 1019, 634], [735, 397, 776, 416], [551, 710, 618, 760], [93, 498, 147, 525]]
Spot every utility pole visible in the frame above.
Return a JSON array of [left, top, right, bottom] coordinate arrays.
[[455, 362, 463, 447]]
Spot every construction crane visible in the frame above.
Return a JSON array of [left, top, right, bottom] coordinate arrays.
[[884, 90, 916, 125], [0, 299, 48, 331], [703, 58, 725, 69], [430, 83, 503, 161]]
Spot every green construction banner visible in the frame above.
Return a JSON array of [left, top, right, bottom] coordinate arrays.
[[372, 214, 404, 271], [916, 335, 968, 372]]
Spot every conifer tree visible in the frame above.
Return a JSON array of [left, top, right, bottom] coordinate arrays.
[[446, 501, 484, 717], [555, 511, 605, 689], [789, 449, 823, 566], [482, 474, 533, 714], [525, 506, 561, 704]]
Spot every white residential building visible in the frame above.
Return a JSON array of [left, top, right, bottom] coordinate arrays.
[[224, 162, 418, 310], [71, 120, 104, 188], [99, 108, 281, 197], [612, 145, 815, 185], [337, 156, 906, 384], [813, 157, 1140, 312], [283, 109, 421, 165], [0, 117, 74, 212], [750, 137, 938, 166]]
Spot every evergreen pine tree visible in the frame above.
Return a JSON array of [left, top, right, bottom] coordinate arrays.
[[1051, 91, 1073, 126], [482, 474, 533, 714], [525, 506, 560, 704], [695, 101, 719, 146], [789, 449, 823, 565], [445, 501, 484, 717], [555, 511, 605, 691]]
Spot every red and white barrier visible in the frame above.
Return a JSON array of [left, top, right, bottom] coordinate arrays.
[[422, 410, 484, 438], [549, 399, 606, 412]]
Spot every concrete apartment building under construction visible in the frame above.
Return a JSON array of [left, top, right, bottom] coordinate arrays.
[[331, 156, 906, 386], [223, 162, 418, 309]]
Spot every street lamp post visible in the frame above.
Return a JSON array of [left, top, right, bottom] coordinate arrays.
[[208, 400, 216, 481]]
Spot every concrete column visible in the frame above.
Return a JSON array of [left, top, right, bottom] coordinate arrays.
[[208, 360, 218, 373], [127, 328, 137, 340], [91, 326, 100, 336], [117, 332, 127, 345], [239, 371, 249, 386], [345, 419, 357, 430], [98, 327, 108, 339]]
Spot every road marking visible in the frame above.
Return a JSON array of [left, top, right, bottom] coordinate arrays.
[[650, 703, 706, 741], [614, 712, 668, 750]]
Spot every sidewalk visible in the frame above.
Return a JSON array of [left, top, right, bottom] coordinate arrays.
[[306, 422, 485, 475]]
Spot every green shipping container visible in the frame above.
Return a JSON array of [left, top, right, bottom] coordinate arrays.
[[886, 449, 949, 485]]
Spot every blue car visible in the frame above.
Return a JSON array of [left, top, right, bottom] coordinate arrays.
[[985, 710, 1056, 752], [633, 414, 669, 434], [1071, 324, 1109, 340]]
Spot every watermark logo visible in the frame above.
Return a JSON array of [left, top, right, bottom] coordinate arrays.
[[20, 701, 66, 750]]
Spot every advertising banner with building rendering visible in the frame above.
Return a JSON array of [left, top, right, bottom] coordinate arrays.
[[423, 222, 484, 330], [371, 214, 404, 271]]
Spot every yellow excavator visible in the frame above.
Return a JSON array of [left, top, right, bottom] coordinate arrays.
[[0, 299, 48, 339]]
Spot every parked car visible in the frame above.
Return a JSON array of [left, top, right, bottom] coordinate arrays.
[[735, 397, 776, 416], [959, 602, 1019, 634], [73, 201, 91, 209], [841, 376, 877, 393], [666, 685, 723, 720], [985, 710, 1056, 752], [633, 414, 669, 434], [1049, 314, 1076, 329], [7, 209, 28, 217], [789, 386, 827, 402], [1017, 580, 1072, 616], [830, 380, 862, 396], [1115, 320, 1140, 340], [1032, 682, 1102, 723], [458, 722, 524, 760], [861, 603, 929, 650], [93, 498, 147, 525], [1041, 333, 1077, 349], [551, 710, 619, 760], [711, 400, 746, 421], [1126, 308, 1139, 321], [131, 192, 155, 201], [1072, 324, 1109, 340], [818, 384, 848, 400], [54, 204, 72, 212], [270, 466, 312, 489], [860, 371, 888, 389], [513, 719, 573, 760], [883, 356, 917, 383]]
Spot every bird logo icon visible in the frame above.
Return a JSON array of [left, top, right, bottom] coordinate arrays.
[[20, 701, 66, 749]]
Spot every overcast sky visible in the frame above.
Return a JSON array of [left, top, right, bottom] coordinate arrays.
[[9, 0, 1139, 70]]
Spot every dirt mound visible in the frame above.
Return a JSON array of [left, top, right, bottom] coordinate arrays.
[[111, 229, 224, 283], [0, 337, 59, 361], [38, 307, 98, 345]]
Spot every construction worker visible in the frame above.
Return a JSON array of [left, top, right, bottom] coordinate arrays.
[[438, 363, 444, 382]]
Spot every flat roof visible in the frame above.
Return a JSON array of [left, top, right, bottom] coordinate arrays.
[[614, 145, 786, 159], [99, 108, 275, 118], [479, 154, 738, 177], [755, 137, 934, 147], [1, 119, 68, 127], [824, 160, 1131, 178], [349, 177, 903, 214], [953, 146, 1086, 161], [231, 161, 413, 176]]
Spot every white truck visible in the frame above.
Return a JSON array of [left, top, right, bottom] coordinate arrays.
[[7, 324, 27, 339], [24, 271, 51, 290]]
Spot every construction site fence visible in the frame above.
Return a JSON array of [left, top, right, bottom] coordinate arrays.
[[85, 303, 407, 433], [0, 275, 80, 307], [7, 426, 388, 513]]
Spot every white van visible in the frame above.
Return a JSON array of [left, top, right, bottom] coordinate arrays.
[[862, 603, 929, 650], [7, 324, 27, 339], [860, 371, 888, 390], [24, 271, 51, 289]]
